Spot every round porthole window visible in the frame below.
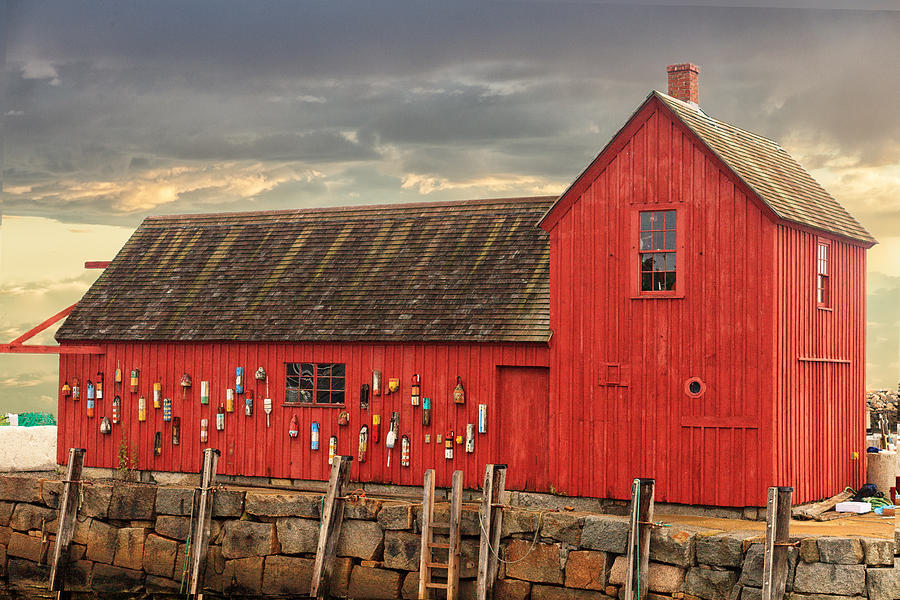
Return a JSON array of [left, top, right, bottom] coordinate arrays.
[[684, 377, 706, 398]]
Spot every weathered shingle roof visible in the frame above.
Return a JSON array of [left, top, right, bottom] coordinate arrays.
[[57, 197, 554, 343], [654, 91, 875, 244]]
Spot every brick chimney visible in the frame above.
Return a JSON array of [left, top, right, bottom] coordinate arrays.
[[666, 63, 700, 105]]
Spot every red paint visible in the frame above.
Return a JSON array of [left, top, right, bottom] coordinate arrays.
[[540, 97, 870, 506], [57, 341, 548, 491]]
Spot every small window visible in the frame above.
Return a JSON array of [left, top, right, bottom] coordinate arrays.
[[817, 241, 830, 307], [286, 362, 345, 405], [639, 210, 677, 292]]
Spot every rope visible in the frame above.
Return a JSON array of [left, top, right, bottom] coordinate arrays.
[[477, 507, 549, 564], [633, 479, 641, 600], [179, 487, 198, 595]]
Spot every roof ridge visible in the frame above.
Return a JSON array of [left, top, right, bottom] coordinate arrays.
[[653, 90, 780, 145], [147, 195, 559, 222]]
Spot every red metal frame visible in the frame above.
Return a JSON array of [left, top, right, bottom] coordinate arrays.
[[0, 303, 103, 355]]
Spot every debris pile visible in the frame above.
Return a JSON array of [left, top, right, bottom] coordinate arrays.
[[867, 389, 899, 432]]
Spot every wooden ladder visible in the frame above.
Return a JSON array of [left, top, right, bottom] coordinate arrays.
[[419, 469, 463, 600]]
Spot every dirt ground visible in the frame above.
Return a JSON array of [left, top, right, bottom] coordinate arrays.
[[658, 512, 896, 539]]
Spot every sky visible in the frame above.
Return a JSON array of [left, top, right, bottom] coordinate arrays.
[[1, 0, 899, 414]]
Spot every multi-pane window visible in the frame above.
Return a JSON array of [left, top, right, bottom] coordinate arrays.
[[285, 363, 345, 404], [639, 210, 676, 291], [817, 242, 829, 307]]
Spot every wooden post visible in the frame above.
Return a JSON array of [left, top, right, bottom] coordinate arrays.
[[762, 486, 793, 600], [418, 469, 436, 600], [188, 448, 220, 597], [476, 464, 507, 600], [49, 447, 86, 597], [310, 455, 353, 600], [446, 470, 464, 600], [624, 478, 654, 600]]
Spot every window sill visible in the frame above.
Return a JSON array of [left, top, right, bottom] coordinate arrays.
[[816, 306, 833, 312], [282, 402, 346, 409], [630, 292, 685, 300]]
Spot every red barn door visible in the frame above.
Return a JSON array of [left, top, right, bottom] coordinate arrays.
[[497, 366, 550, 492]]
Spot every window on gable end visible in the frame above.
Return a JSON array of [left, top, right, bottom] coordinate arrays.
[[817, 240, 830, 308], [639, 210, 677, 292]]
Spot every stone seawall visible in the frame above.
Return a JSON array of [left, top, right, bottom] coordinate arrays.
[[0, 474, 897, 599]]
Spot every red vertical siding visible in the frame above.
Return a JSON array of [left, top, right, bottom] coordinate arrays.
[[772, 226, 867, 503], [546, 99, 775, 507], [57, 341, 548, 490]]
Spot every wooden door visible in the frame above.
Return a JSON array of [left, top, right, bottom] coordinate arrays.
[[497, 366, 550, 492]]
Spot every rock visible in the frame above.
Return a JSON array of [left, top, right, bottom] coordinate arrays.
[[6, 558, 50, 589], [495, 578, 532, 600], [860, 538, 894, 567], [348, 565, 403, 600], [344, 496, 383, 520], [143, 533, 178, 578], [581, 515, 629, 553], [739, 544, 797, 589], [91, 563, 144, 593], [384, 530, 421, 570], [609, 555, 626, 586], [740, 586, 761, 600], [41, 480, 63, 509], [155, 487, 194, 515], [502, 509, 539, 537], [648, 562, 686, 594], [816, 537, 863, 564], [108, 483, 156, 520], [84, 519, 118, 564], [416, 503, 481, 536], [9, 503, 57, 533], [203, 545, 226, 593], [378, 503, 414, 530], [155, 515, 191, 541], [145, 575, 182, 593], [6, 532, 45, 563], [565, 550, 612, 590], [331, 556, 354, 596], [222, 520, 279, 558], [867, 564, 900, 600], [650, 525, 697, 567], [276, 517, 320, 554], [696, 533, 752, 567], [224, 556, 265, 595], [80, 482, 113, 518], [799, 537, 819, 563], [337, 519, 383, 560], [505, 540, 564, 584], [114, 527, 148, 570], [0, 544, 6, 578], [245, 491, 319, 517], [402, 571, 420, 599], [542, 512, 584, 545], [683, 566, 737, 600], [212, 489, 245, 517], [531, 583, 611, 600], [66, 559, 93, 591], [0, 501, 14, 526], [0, 475, 43, 503], [262, 555, 314, 595], [793, 563, 866, 596]]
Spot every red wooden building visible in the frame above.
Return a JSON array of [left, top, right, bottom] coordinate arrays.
[[53, 65, 874, 507]]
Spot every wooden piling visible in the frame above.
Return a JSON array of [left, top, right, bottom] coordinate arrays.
[[310, 455, 353, 600], [49, 447, 86, 598], [624, 478, 654, 600], [762, 486, 793, 600], [476, 464, 507, 600], [187, 448, 220, 597]]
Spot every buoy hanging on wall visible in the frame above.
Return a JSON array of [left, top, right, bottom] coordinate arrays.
[[255, 367, 266, 381], [372, 370, 382, 397], [245, 391, 253, 416], [444, 434, 454, 460], [465, 424, 475, 453], [153, 382, 162, 408], [172, 417, 180, 445], [311, 422, 320, 450], [478, 404, 487, 434], [338, 411, 349, 426], [112, 396, 120, 424], [235, 367, 244, 395], [453, 376, 465, 405], [386, 412, 399, 467], [422, 397, 431, 426], [87, 379, 95, 401], [86, 396, 95, 418], [180, 373, 192, 400], [358, 425, 368, 463], [130, 369, 139, 393], [114, 362, 122, 384], [288, 414, 299, 438], [138, 395, 147, 422], [153, 432, 162, 456], [96, 372, 104, 400], [216, 405, 225, 431], [360, 384, 370, 410], [200, 418, 209, 443], [264, 377, 272, 427], [72, 378, 80, 401], [100, 416, 111, 434], [200, 381, 210, 405], [225, 389, 235, 413], [163, 398, 172, 422], [401, 435, 410, 467], [410, 374, 421, 406], [328, 435, 338, 465], [61, 381, 71, 398], [371, 414, 381, 444]]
